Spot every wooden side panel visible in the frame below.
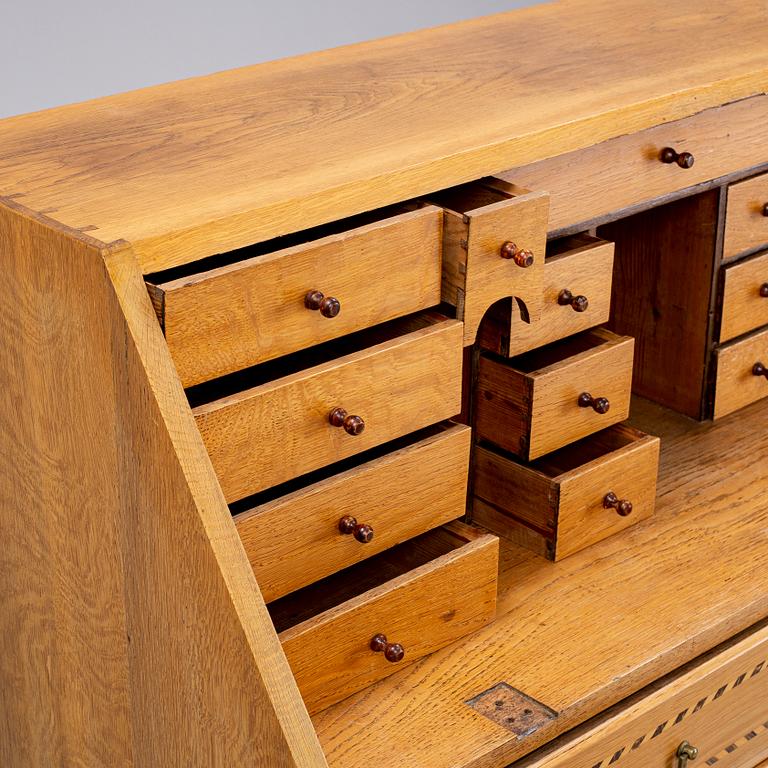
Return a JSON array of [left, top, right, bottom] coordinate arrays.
[[724, 171, 768, 259], [714, 326, 768, 418], [0, 201, 327, 767], [599, 191, 719, 419], [719, 250, 768, 342]]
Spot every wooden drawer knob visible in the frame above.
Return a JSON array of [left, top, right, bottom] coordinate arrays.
[[338, 515, 374, 543], [304, 289, 341, 318], [659, 147, 695, 169], [753, 362, 768, 380], [370, 633, 405, 663], [328, 407, 365, 435], [762, 203, 768, 218], [759, 283, 768, 297], [603, 491, 633, 517], [557, 288, 589, 312], [500, 241, 535, 268], [577, 392, 610, 414]]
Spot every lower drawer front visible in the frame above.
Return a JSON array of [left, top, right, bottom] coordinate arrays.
[[269, 522, 498, 714], [234, 423, 471, 602], [719, 251, 768, 343], [714, 326, 768, 419], [515, 624, 768, 768]]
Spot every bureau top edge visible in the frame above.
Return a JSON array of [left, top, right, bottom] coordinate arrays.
[[1, 0, 768, 274]]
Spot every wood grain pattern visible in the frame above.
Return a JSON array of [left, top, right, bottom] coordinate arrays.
[[513, 623, 768, 768], [502, 96, 768, 234], [724, 172, 768, 259], [194, 318, 463, 501], [313, 396, 768, 768], [719, 250, 768, 343], [714, 326, 768, 418], [149, 205, 442, 387], [235, 423, 471, 602], [1, 0, 768, 272], [0, 199, 326, 767], [275, 522, 498, 714]]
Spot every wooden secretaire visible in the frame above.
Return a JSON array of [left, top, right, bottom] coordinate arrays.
[[2, 1, 768, 766]]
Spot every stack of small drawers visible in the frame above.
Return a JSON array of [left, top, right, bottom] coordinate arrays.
[[144, 201, 501, 715], [713, 172, 768, 418]]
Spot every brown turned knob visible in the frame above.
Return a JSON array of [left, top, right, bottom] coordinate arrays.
[[328, 407, 365, 435], [370, 633, 405, 663], [558, 288, 589, 312], [578, 392, 610, 414], [338, 515, 374, 543], [659, 147, 695, 169], [500, 241, 535, 268], [304, 289, 341, 318], [603, 491, 633, 517], [760, 283, 768, 297], [762, 203, 768, 218], [753, 362, 768, 380]]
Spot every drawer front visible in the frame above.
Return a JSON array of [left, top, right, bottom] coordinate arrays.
[[278, 523, 498, 714], [235, 424, 471, 603], [720, 251, 768, 342], [499, 95, 768, 232], [714, 326, 768, 419], [514, 624, 768, 768], [194, 319, 464, 502], [149, 206, 442, 387], [508, 236, 615, 356], [725, 172, 768, 259]]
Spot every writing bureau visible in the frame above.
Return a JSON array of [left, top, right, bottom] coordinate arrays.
[[2, 0, 768, 766]]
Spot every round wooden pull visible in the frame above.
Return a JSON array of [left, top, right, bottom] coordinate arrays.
[[557, 289, 589, 312], [760, 283, 768, 297], [304, 289, 341, 318], [370, 633, 405, 663], [603, 491, 633, 517], [762, 203, 768, 218], [500, 241, 535, 268], [328, 407, 365, 435], [753, 362, 768, 380], [659, 147, 695, 169], [577, 392, 611, 414], [338, 515, 374, 543]]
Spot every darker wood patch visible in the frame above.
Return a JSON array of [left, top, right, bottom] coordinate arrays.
[[466, 682, 557, 738]]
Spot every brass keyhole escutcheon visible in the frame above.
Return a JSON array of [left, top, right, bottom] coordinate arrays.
[[676, 740, 699, 768]]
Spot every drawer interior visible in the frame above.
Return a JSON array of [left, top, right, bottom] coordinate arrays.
[[424, 177, 517, 214], [502, 327, 616, 374], [545, 232, 609, 260], [268, 525, 476, 633]]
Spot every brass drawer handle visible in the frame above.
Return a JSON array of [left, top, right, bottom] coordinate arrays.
[[603, 492, 633, 517], [338, 515, 374, 543], [304, 289, 341, 318], [659, 147, 695, 169], [558, 288, 589, 312], [500, 241, 535, 268], [577, 392, 610, 414], [328, 407, 366, 435], [370, 633, 405, 663], [753, 362, 768, 380], [676, 741, 699, 768], [760, 283, 768, 297]]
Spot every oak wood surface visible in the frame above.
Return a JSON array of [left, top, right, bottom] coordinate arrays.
[[724, 172, 768, 259], [150, 205, 442, 387], [502, 96, 768, 234], [719, 250, 768, 342], [235, 423, 471, 602], [1, 0, 767, 272], [714, 326, 768, 418], [313, 396, 768, 768], [275, 522, 498, 715], [194, 318, 463, 501], [0, 199, 326, 767]]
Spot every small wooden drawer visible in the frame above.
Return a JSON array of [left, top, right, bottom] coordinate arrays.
[[499, 95, 768, 233], [513, 623, 768, 768], [146, 204, 442, 387], [191, 313, 463, 502], [478, 234, 615, 357], [234, 423, 471, 603], [719, 250, 768, 342], [268, 522, 498, 715], [475, 328, 634, 460], [714, 326, 768, 419], [424, 177, 549, 345], [472, 424, 659, 560], [724, 172, 768, 260]]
